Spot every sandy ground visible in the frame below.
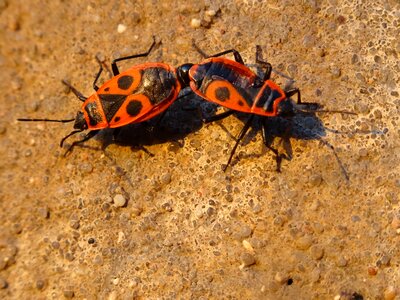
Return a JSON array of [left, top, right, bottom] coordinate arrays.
[[0, 0, 399, 299]]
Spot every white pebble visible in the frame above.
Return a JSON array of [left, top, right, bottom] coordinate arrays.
[[117, 24, 127, 33], [113, 194, 126, 207], [190, 18, 201, 29]]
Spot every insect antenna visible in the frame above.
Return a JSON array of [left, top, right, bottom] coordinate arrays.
[[17, 118, 75, 123]]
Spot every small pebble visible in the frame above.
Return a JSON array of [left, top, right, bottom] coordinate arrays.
[[310, 245, 324, 260], [69, 220, 80, 230], [78, 163, 93, 174], [38, 207, 49, 219], [131, 204, 143, 216], [93, 255, 103, 265], [63, 290, 75, 298], [88, 238, 95, 244], [358, 148, 368, 157], [117, 24, 127, 33], [65, 252, 74, 261], [309, 174, 323, 187], [12, 223, 22, 234], [274, 272, 289, 284], [330, 66, 341, 78], [113, 194, 127, 207], [302, 34, 315, 47], [52, 241, 60, 249], [367, 266, 378, 276], [337, 256, 348, 267], [242, 240, 254, 253], [378, 254, 391, 267], [205, 9, 217, 17], [190, 18, 201, 29], [0, 277, 7, 289], [130, 12, 141, 24], [36, 279, 46, 290], [310, 268, 320, 283], [240, 253, 256, 267], [0, 123, 6, 135], [11, 77, 23, 90], [239, 225, 252, 239], [160, 173, 172, 185], [296, 235, 313, 250]]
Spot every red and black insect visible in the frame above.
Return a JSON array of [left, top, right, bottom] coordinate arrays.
[[18, 37, 193, 154], [181, 45, 355, 172]]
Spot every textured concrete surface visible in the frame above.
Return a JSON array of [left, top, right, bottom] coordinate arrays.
[[0, 0, 399, 299]]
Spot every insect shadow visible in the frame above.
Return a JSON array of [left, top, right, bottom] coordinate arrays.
[[86, 93, 206, 155], [203, 105, 350, 179]]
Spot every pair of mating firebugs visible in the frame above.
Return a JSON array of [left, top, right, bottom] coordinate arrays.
[[19, 37, 348, 171]]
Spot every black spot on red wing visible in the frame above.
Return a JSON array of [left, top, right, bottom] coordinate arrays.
[[238, 100, 244, 106], [104, 87, 110, 92], [114, 116, 121, 123], [126, 100, 143, 117], [99, 94, 128, 122], [118, 75, 134, 90], [215, 86, 230, 101]]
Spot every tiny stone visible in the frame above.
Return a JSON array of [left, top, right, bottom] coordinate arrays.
[[131, 205, 143, 216], [351, 215, 361, 222], [0, 123, 6, 135], [93, 255, 103, 265], [240, 253, 256, 267], [36, 279, 46, 290], [113, 194, 127, 207], [358, 148, 368, 157], [78, 163, 93, 174], [296, 235, 313, 250], [117, 24, 127, 33], [38, 207, 50, 219], [11, 77, 23, 90], [302, 34, 315, 47], [65, 252, 74, 261], [310, 268, 320, 283], [69, 220, 80, 230], [63, 290, 75, 298], [242, 240, 254, 253], [330, 66, 341, 78], [52, 241, 60, 249], [309, 174, 322, 186], [238, 225, 252, 239], [190, 18, 201, 29], [274, 272, 289, 284], [337, 256, 348, 267], [367, 266, 378, 276], [273, 216, 284, 226], [131, 12, 141, 24], [12, 223, 22, 234], [391, 217, 400, 229], [160, 173, 172, 185], [0, 277, 7, 289], [287, 64, 298, 76], [205, 9, 216, 17], [310, 245, 324, 260], [379, 255, 391, 266], [161, 202, 172, 212], [88, 238, 95, 244]]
